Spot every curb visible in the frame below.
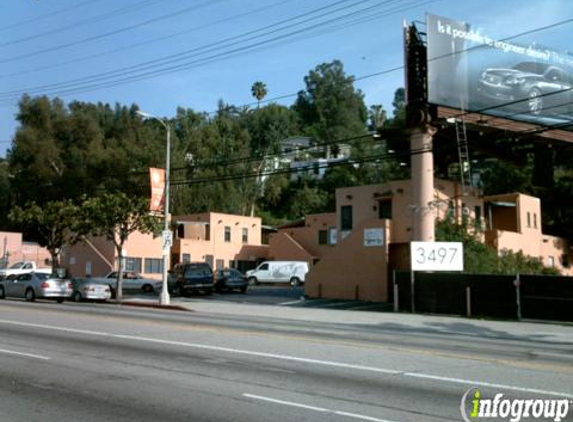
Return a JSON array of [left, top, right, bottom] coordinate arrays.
[[120, 301, 192, 312]]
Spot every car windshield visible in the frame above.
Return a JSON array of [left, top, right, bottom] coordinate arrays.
[[513, 62, 550, 74], [35, 273, 51, 281], [8, 262, 24, 269]]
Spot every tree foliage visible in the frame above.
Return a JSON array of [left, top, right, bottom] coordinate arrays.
[[9, 199, 84, 273], [436, 219, 558, 275], [82, 192, 161, 300]]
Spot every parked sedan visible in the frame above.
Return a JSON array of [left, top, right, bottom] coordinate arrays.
[[215, 268, 248, 293], [94, 271, 162, 295], [71, 278, 112, 302], [0, 272, 73, 303]]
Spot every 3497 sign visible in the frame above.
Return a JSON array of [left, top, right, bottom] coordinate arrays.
[[410, 241, 464, 271]]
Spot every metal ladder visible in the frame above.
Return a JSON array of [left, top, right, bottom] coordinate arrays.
[[455, 115, 472, 195]]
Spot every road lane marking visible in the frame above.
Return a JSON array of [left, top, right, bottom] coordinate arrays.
[[244, 394, 329, 412], [0, 348, 50, 360], [278, 299, 305, 305], [243, 394, 397, 422], [4, 306, 572, 375], [1, 318, 571, 398]]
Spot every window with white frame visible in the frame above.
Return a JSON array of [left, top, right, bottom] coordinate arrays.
[[123, 257, 142, 273]]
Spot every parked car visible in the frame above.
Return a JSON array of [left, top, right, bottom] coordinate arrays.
[[0, 260, 52, 279], [168, 262, 214, 296], [476, 61, 573, 116], [0, 272, 73, 303], [214, 268, 248, 293], [71, 278, 112, 302], [93, 271, 162, 295], [246, 261, 308, 286]]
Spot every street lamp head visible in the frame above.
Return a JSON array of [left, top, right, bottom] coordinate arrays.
[[136, 110, 154, 119]]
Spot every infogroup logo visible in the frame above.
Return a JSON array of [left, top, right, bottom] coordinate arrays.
[[460, 388, 571, 422]]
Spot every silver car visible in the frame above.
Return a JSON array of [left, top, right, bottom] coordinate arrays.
[[71, 278, 112, 302], [0, 272, 73, 303]]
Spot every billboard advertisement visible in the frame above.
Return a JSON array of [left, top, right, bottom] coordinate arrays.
[[427, 14, 573, 129]]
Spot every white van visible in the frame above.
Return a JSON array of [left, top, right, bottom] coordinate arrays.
[[246, 261, 309, 286]]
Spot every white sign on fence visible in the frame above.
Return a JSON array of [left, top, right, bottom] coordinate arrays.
[[410, 241, 464, 271]]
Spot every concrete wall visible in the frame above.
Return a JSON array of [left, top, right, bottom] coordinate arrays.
[[305, 219, 389, 302]]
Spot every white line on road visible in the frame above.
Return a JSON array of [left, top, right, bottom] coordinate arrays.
[[243, 394, 398, 422], [1, 318, 571, 398], [0, 347, 50, 360], [278, 299, 305, 306]]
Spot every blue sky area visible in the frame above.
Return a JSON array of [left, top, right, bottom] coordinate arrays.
[[1, 0, 572, 157]]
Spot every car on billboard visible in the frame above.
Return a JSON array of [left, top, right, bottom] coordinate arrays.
[[476, 61, 573, 117]]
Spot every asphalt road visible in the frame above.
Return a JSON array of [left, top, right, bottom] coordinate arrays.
[[0, 299, 571, 422]]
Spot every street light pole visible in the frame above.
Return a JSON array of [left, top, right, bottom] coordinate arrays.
[[136, 110, 171, 306]]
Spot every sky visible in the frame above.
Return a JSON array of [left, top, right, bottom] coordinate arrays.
[[1, 0, 572, 158]]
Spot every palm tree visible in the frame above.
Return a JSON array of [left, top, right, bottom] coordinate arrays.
[[251, 81, 268, 109]]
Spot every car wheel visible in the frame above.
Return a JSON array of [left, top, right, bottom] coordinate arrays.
[[0, 286, 5, 299], [25, 288, 36, 302], [56, 298, 65, 304], [248, 277, 258, 286], [528, 87, 543, 115], [239, 286, 247, 294], [290, 277, 301, 287], [74, 291, 83, 302]]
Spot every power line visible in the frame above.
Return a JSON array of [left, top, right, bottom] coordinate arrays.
[[0, 0, 167, 48], [0, 0, 107, 33], [0, 0, 228, 65], [0, 0, 298, 80], [0, 0, 423, 101], [0, 0, 380, 95]]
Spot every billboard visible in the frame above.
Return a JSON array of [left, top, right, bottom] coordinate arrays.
[[427, 14, 573, 129]]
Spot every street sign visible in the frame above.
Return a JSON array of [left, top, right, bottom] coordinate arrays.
[[162, 230, 173, 250], [410, 241, 464, 271]]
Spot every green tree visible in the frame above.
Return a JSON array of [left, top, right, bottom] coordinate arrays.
[[9, 199, 84, 273], [436, 219, 557, 274], [82, 192, 160, 301], [368, 104, 387, 131], [251, 81, 268, 109], [479, 160, 531, 196], [389, 87, 406, 128], [293, 60, 367, 149]]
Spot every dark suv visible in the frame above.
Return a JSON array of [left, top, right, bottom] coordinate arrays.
[[168, 262, 214, 296]]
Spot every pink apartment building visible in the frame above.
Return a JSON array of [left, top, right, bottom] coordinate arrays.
[[283, 179, 572, 302], [63, 180, 572, 303], [0, 231, 51, 268], [65, 212, 271, 278]]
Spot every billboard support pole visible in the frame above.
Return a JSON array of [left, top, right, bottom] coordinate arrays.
[[410, 125, 437, 241]]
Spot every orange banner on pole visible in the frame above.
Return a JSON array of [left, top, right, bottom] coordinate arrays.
[[149, 168, 165, 212]]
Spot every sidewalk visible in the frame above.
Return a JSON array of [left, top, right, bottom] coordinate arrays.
[[121, 297, 573, 343]]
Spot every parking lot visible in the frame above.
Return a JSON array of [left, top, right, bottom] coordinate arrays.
[[126, 284, 392, 312]]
